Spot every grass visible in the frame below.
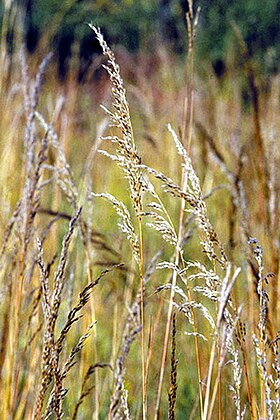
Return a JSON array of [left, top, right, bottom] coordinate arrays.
[[1, 4, 280, 419]]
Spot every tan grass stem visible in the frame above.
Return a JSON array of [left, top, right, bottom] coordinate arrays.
[[154, 119, 203, 420], [137, 216, 147, 419], [154, 240, 181, 420], [155, 4, 203, 418], [231, 22, 270, 230], [203, 337, 217, 420]]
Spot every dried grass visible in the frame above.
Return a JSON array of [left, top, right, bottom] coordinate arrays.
[[0, 12, 280, 420]]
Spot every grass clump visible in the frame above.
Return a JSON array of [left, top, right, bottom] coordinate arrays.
[[1, 5, 280, 420]]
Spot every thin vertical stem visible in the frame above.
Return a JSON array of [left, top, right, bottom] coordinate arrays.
[[203, 337, 217, 420], [259, 285, 266, 420], [154, 240, 181, 420], [233, 289, 255, 420], [154, 5, 203, 417], [154, 172, 204, 419], [138, 217, 146, 419]]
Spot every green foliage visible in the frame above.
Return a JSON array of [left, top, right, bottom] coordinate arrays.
[[25, 0, 158, 51], [196, 0, 280, 72], [2, 1, 280, 75]]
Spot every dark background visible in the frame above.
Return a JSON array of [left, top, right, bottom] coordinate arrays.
[[1, 0, 280, 80]]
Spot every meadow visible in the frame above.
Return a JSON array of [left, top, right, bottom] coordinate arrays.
[[0, 4, 280, 420]]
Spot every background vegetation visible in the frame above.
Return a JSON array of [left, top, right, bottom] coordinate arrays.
[[1, 0, 280, 78], [0, 1, 280, 419]]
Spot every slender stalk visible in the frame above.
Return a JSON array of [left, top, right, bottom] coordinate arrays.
[[5, 248, 26, 417], [231, 22, 270, 230], [218, 323, 222, 420], [145, 298, 164, 387], [184, 269, 204, 419], [203, 336, 218, 420], [207, 352, 222, 420], [186, 4, 204, 417], [131, 93, 146, 420], [154, 174, 204, 419], [259, 285, 266, 419], [233, 289, 255, 420], [187, 45, 195, 154], [239, 327, 255, 419], [138, 216, 147, 419], [155, 5, 202, 417], [154, 239, 182, 419]]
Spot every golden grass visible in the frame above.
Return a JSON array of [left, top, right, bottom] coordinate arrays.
[[0, 16, 280, 420]]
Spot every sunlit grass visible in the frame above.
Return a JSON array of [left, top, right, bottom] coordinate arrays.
[[0, 13, 280, 420]]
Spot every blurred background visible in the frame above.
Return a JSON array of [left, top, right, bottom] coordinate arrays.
[[1, 0, 280, 82]]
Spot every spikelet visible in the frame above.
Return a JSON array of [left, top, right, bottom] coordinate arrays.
[[168, 313, 178, 420], [223, 310, 246, 420], [72, 363, 113, 420], [140, 124, 227, 268], [109, 312, 141, 418], [34, 209, 81, 419], [155, 281, 215, 330], [43, 322, 96, 420], [92, 192, 140, 263], [143, 205, 177, 246], [249, 238, 276, 417], [56, 264, 122, 354], [167, 124, 228, 268], [89, 25, 142, 216]]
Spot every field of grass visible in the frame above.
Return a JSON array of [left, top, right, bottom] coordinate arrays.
[[1, 5, 280, 420]]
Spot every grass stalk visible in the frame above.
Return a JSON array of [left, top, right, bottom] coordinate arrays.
[[138, 215, 147, 419], [1, 8, 280, 419], [203, 337, 217, 420], [154, 241, 181, 419], [155, 3, 203, 418]]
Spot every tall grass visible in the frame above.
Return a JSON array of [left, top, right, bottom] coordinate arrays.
[[0, 6, 280, 420]]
